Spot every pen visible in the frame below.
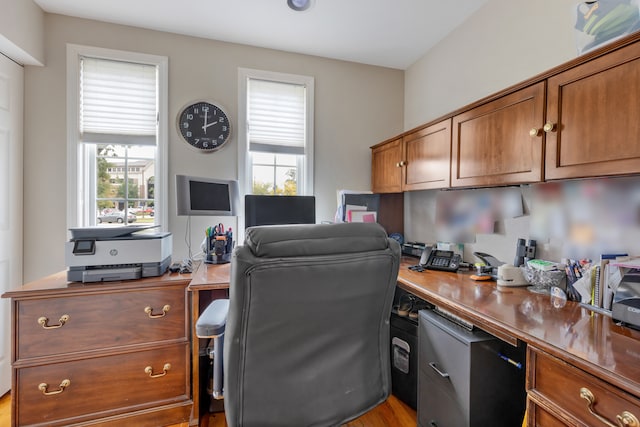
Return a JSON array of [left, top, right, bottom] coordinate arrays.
[[498, 352, 522, 369]]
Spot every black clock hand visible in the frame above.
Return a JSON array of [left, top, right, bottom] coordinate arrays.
[[203, 120, 218, 130]]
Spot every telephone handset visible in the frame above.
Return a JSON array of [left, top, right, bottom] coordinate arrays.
[[424, 249, 462, 272]]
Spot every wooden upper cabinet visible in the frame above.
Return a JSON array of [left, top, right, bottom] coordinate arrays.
[[451, 82, 545, 187], [402, 119, 451, 191], [545, 41, 640, 180], [371, 137, 403, 193]]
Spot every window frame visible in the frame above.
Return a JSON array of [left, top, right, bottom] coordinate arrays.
[[238, 68, 314, 198], [66, 44, 168, 231]]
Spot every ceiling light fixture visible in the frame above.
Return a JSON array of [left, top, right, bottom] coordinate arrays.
[[287, 0, 312, 12]]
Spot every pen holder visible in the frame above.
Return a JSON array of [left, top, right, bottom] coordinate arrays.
[[205, 234, 233, 265]]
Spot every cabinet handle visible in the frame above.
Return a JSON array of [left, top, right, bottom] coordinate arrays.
[[580, 387, 640, 427], [399, 161, 406, 167], [37, 314, 70, 329], [428, 362, 450, 378], [543, 122, 556, 133], [529, 128, 541, 137], [38, 379, 71, 396], [145, 363, 171, 378], [144, 304, 170, 318]]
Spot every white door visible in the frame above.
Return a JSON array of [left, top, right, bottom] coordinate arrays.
[[0, 53, 24, 395]]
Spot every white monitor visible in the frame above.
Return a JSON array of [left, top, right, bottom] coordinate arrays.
[[175, 174, 239, 216]]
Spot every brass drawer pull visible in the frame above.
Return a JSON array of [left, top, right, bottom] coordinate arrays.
[[580, 387, 640, 427], [145, 363, 171, 378], [144, 304, 170, 318], [38, 379, 70, 396], [37, 314, 70, 329]]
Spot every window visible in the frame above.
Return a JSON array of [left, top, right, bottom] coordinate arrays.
[[67, 45, 168, 229], [238, 68, 314, 197]]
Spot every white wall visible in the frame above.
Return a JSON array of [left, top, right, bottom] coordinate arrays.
[[404, 0, 578, 130], [22, 13, 404, 282], [0, 0, 44, 65], [403, 0, 640, 264]]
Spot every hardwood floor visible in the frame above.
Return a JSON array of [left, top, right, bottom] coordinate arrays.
[[0, 391, 416, 426], [1, 392, 10, 427], [197, 395, 417, 427]]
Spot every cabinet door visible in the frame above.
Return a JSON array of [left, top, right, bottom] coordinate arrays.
[[451, 82, 545, 187], [545, 42, 640, 180], [371, 137, 403, 193], [402, 119, 451, 191]]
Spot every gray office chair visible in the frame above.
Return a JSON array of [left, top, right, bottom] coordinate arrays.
[[196, 222, 400, 426]]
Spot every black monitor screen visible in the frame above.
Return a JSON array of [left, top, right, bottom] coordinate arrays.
[[245, 195, 316, 228], [175, 175, 239, 216], [189, 181, 231, 211]]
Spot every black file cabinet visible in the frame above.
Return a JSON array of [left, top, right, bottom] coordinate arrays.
[[418, 309, 526, 427]]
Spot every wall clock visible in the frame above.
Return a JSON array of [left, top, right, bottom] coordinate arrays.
[[177, 101, 231, 152]]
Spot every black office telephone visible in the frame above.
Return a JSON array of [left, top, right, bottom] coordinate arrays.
[[423, 249, 462, 272]]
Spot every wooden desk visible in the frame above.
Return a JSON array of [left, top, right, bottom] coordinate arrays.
[[187, 261, 230, 426], [397, 258, 640, 425]]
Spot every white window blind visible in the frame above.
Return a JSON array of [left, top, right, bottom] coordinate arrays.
[[80, 57, 157, 145], [248, 79, 306, 155]]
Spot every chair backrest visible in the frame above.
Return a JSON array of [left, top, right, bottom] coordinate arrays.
[[224, 222, 400, 427]]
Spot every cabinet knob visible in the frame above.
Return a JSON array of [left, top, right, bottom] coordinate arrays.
[[543, 122, 556, 133], [399, 161, 407, 167], [395, 162, 401, 168], [580, 387, 639, 427], [529, 128, 541, 137]]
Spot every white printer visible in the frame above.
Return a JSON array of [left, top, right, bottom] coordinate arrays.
[[65, 225, 172, 283]]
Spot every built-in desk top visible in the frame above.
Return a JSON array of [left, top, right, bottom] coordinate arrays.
[[397, 258, 640, 398], [188, 261, 230, 291]]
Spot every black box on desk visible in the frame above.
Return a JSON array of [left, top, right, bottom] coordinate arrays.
[[402, 242, 426, 258]]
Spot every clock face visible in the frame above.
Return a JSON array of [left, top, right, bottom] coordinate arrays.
[[177, 101, 231, 152]]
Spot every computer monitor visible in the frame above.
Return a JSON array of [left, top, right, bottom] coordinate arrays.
[[244, 195, 316, 227], [175, 174, 240, 216]]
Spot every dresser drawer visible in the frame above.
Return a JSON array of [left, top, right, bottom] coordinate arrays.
[[16, 342, 190, 426], [528, 346, 640, 427], [16, 285, 187, 360]]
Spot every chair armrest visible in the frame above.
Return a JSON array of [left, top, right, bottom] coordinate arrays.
[[196, 299, 229, 337]]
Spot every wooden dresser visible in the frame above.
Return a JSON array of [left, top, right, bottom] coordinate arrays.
[[2, 271, 193, 427]]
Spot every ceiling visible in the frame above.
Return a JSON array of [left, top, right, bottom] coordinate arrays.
[[34, 0, 488, 70]]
